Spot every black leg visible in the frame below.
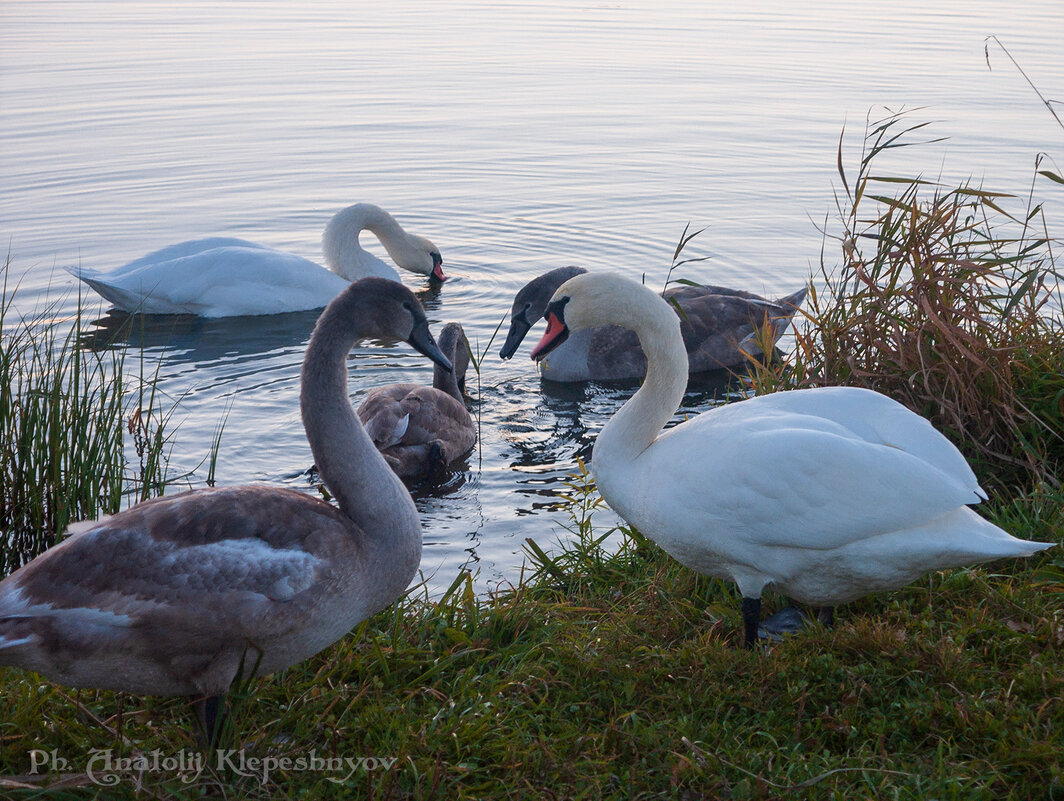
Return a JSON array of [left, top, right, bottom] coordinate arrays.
[[192, 694, 228, 750], [741, 596, 761, 649], [816, 606, 835, 627]]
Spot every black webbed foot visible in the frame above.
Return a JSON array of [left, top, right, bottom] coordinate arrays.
[[191, 693, 228, 750]]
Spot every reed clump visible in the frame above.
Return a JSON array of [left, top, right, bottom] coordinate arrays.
[[747, 111, 1064, 494], [0, 259, 173, 573]]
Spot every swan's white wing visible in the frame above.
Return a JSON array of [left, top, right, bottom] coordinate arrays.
[[167, 247, 349, 316], [738, 387, 982, 495], [640, 402, 981, 552], [71, 244, 349, 316], [109, 238, 272, 276]]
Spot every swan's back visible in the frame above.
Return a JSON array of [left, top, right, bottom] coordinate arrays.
[[708, 386, 982, 495], [70, 239, 348, 316]]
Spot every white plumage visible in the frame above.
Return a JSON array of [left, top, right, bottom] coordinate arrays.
[[531, 271, 1052, 647], [68, 203, 446, 317]]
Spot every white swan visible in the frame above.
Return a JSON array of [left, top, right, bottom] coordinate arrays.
[[530, 272, 1053, 647], [500, 266, 806, 381], [67, 203, 447, 317], [358, 322, 476, 480], [0, 277, 450, 743]]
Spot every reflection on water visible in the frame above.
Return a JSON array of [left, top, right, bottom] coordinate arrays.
[[79, 308, 321, 362]]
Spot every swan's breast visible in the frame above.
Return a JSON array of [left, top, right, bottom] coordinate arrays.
[[537, 328, 592, 381]]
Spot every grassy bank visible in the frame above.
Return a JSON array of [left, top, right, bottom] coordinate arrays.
[[0, 463, 1060, 800]]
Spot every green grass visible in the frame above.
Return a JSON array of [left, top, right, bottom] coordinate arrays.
[[0, 259, 178, 574], [0, 464, 1060, 800]]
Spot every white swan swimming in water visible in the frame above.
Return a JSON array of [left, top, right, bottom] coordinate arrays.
[[0, 277, 450, 744], [67, 203, 447, 317], [500, 266, 806, 381], [531, 271, 1053, 648]]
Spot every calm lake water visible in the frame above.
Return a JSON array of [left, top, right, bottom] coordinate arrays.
[[2, 1, 1062, 594]]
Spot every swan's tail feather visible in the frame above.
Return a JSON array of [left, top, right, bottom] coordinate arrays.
[[777, 286, 808, 312], [744, 287, 809, 354], [67, 266, 135, 310], [67, 266, 180, 314], [874, 507, 1054, 567]]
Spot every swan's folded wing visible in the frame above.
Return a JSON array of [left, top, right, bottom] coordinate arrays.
[[742, 387, 982, 496], [0, 488, 354, 635], [358, 385, 418, 447], [676, 293, 796, 370], [397, 388, 476, 452], [72, 243, 348, 316], [646, 420, 983, 552], [112, 238, 269, 275], [153, 248, 346, 316]]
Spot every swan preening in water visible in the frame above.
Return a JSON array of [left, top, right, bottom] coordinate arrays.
[[67, 203, 447, 318], [358, 321, 477, 479], [501, 266, 806, 381], [531, 271, 1052, 648], [0, 277, 450, 743]]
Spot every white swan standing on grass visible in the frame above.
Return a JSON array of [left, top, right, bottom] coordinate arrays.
[[358, 321, 477, 480], [530, 271, 1053, 648], [67, 203, 447, 317], [500, 265, 806, 381], [0, 277, 450, 744]]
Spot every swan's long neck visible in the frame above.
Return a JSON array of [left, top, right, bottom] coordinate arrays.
[[300, 294, 420, 557], [323, 204, 408, 280], [433, 324, 466, 401], [593, 295, 687, 468]]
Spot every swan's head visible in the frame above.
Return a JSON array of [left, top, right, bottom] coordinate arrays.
[[330, 277, 452, 372], [323, 203, 447, 282], [499, 266, 587, 359], [437, 322, 470, 385], [399, 234, 448, 282], [530, 271, 667, 362]]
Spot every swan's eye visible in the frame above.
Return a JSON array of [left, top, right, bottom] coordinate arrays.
[[545, 296, 570, 322]]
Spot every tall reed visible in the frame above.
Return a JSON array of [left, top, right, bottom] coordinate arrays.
[[746, 110, 1064, 493], [0, 260, 173, 573]]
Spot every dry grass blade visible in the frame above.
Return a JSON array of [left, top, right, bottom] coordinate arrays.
[[985, 36, 1064, 133]]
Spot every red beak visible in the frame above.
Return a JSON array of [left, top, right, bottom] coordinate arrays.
[[530, 311, 569, 361]]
